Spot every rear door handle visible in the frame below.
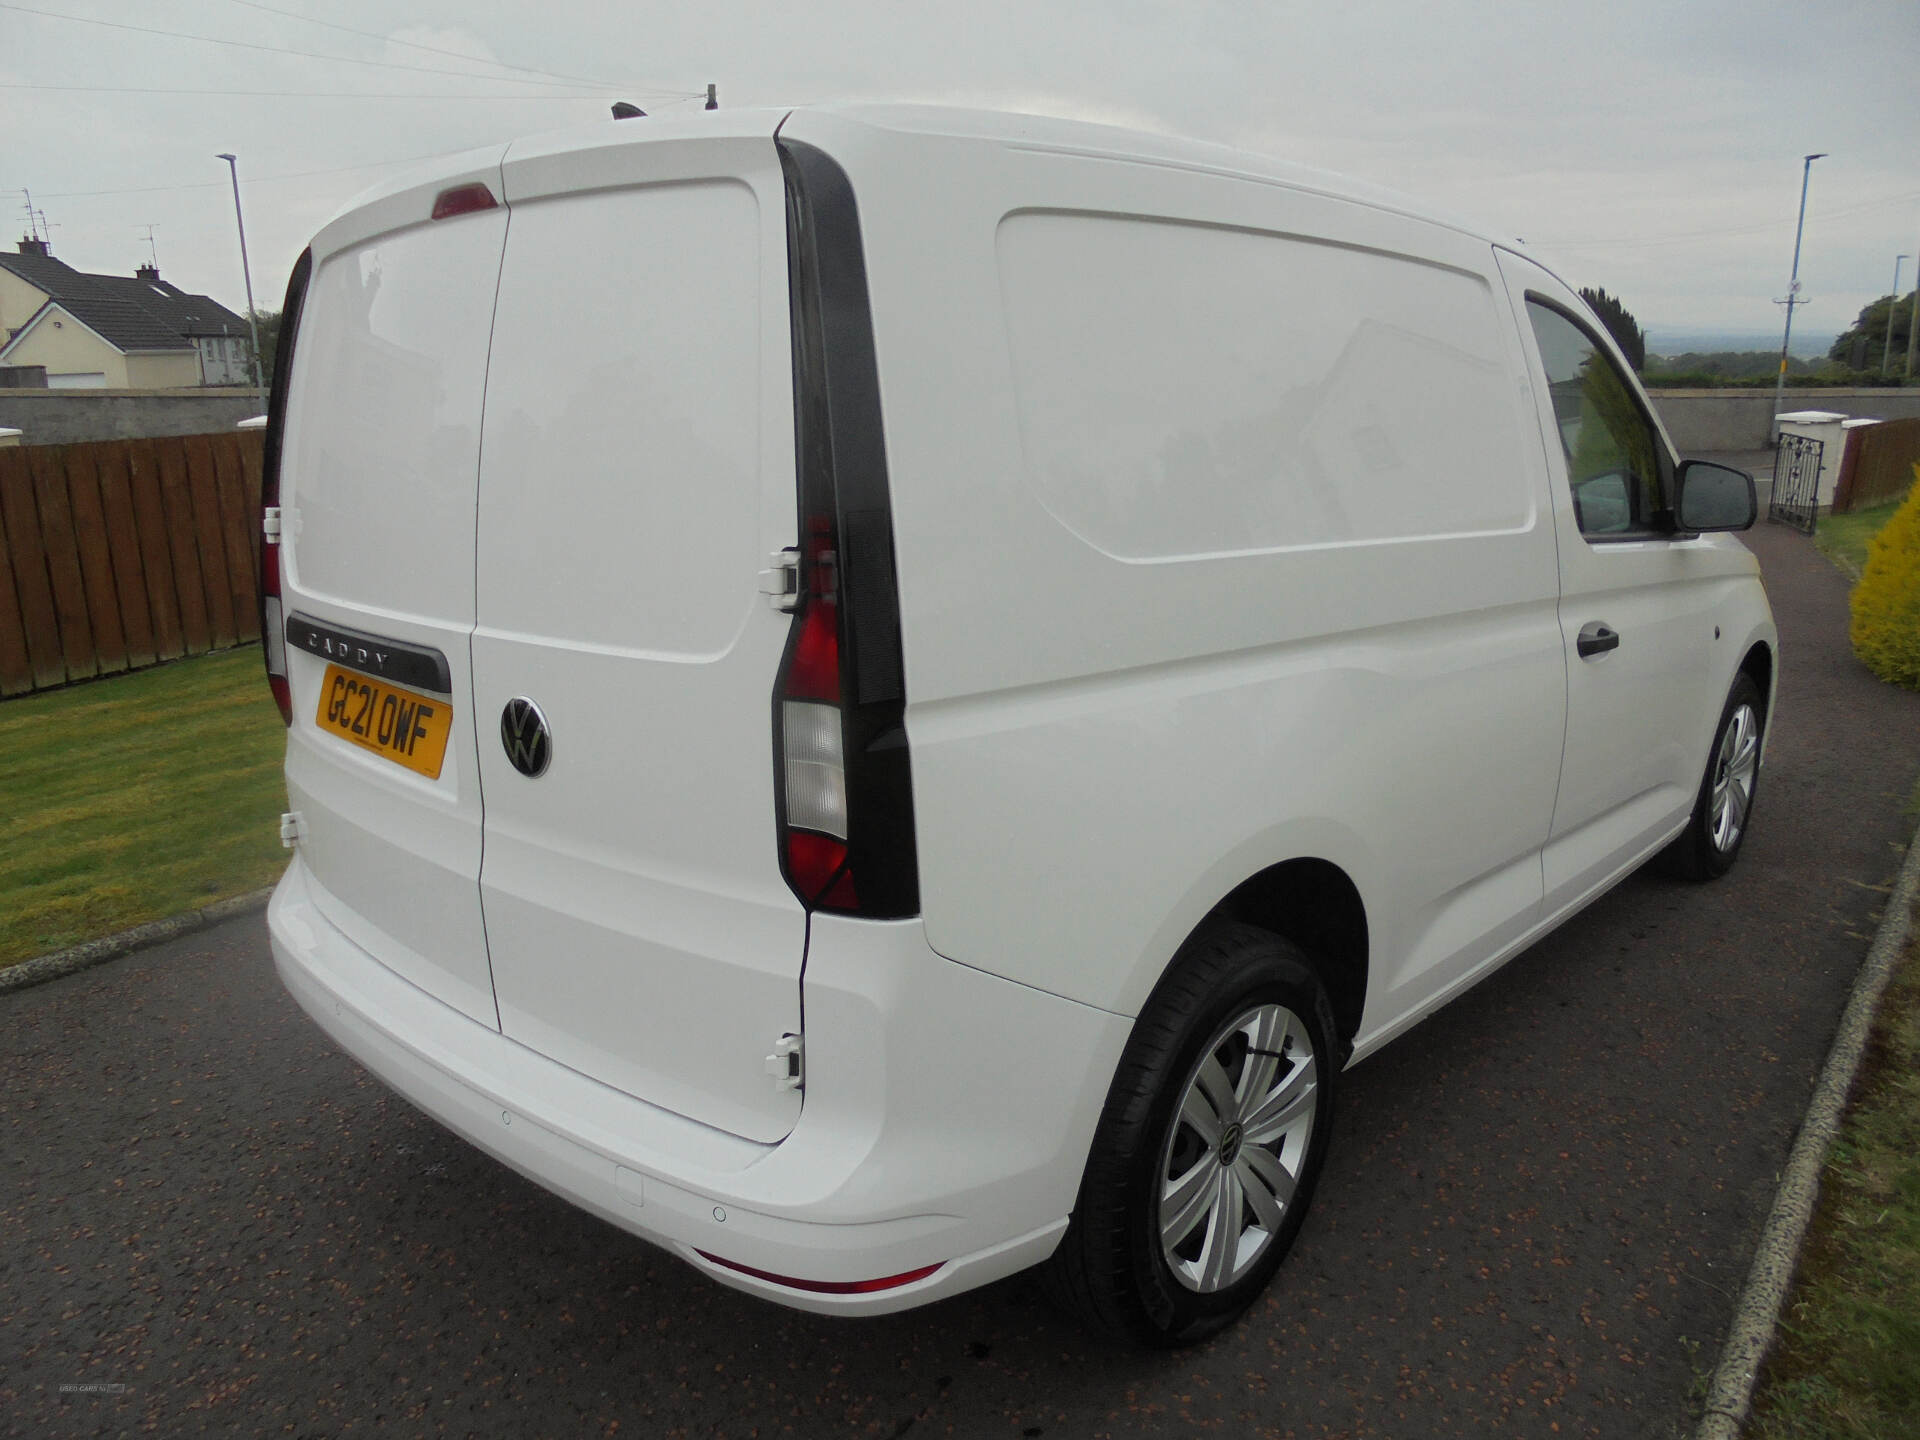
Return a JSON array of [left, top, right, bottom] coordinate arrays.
[[1576, 622, 1620, 659]]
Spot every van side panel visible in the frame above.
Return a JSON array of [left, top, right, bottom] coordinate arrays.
[[472, 135, 806, 1144], [783, 113, 1567, 1027], [278, 175, 509, 1027]]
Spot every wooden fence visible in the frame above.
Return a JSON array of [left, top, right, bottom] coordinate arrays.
[[1834, 416, 1920, 514], [0, 432, 264, 697]]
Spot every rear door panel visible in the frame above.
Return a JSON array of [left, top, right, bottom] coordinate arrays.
[[279, 153, 509, 1026], [473, 128, 805, 1143]]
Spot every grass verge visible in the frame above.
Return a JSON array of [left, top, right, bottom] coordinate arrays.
[[1746, 918, 1920, 1439], [0, 647, 287, 969], [1815, 498, 1905, 582]]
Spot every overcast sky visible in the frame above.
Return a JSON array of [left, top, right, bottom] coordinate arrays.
[[4, 0, 1916, 354]]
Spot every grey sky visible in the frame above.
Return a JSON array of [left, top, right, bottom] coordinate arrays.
[[4, 0, 1916, 353]]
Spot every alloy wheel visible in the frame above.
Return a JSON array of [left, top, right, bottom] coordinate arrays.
[[1710, 703, 1759, 853], [1157, 1002, 1319, 1293]]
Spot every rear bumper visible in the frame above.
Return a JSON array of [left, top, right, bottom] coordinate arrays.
[[268, 854, 1130, 1314]]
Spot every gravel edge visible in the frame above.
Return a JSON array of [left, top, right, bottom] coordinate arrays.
[[0, 885, 276, 997], [1694, 832, 1920, 1440]]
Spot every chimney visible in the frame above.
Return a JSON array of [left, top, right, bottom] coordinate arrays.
[[17, 237, 49, 257], [135, 262, 160, 281]]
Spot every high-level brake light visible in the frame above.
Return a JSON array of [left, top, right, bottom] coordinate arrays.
[[431, 182, 498, 221]]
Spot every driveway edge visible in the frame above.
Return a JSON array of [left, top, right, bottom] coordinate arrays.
[[1695, 832, 1920, 1439], [0, 886, 276, 997]]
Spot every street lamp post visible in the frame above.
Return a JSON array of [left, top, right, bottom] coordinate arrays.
[[1882, 254, 1909, 376], [1908, 230, 1920, 377], [215, 153, 264, 393], [1772, 152, 1826, 437]]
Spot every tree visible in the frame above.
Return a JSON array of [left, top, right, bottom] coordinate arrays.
[[249, 308, 282, 386], [1577, 287, 1646, 372], [1827, 292, 1915, 372]]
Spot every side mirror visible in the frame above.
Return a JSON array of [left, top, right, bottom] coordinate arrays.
[[1674, 460, 1757, 532]]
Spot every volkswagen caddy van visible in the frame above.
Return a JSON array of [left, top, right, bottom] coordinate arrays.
[[263, 104, 1776, 1345]]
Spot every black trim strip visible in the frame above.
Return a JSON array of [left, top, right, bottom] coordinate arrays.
[[285, 612, 452, 693], [260, 247, 311, 691]]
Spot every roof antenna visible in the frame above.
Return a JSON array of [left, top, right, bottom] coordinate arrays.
[[611, 101, 645, 119], [139, 223, 160, 267], [705, 83, 717, 110]]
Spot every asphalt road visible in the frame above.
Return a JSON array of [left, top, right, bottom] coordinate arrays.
[[5, 515, 1918, 1440]]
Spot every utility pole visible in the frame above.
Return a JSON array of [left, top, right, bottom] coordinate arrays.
[[1772, 153, 1826, 437], [1907, 220, 1920, 379], [1882, 254, 1908, 376], [215, 152, 264, 395]]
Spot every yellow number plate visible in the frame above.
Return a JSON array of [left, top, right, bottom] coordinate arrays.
[[315, 664, 453, 779]]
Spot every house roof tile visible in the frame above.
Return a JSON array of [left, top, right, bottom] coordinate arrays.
[[0, 250, 249, 352]]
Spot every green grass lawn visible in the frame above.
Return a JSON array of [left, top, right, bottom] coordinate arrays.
[[1748, 921, 1920, 1439], [0, 647, 288, 968], [1816, 498, 1906, 582]]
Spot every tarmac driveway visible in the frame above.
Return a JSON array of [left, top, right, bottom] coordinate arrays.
[[4, 515, 1918, 1439]]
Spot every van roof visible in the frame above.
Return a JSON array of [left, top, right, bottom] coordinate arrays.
[[316, 103, 1518, 259], [804, 103, 1501, 242]]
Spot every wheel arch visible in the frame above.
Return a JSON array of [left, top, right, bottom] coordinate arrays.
[[1195, 858, 1370, 1055]]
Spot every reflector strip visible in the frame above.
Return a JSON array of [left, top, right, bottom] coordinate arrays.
[[695, 1250, 943, 1295]]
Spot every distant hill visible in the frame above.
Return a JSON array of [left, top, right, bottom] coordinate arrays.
[[1645, 328, 1830, 360]]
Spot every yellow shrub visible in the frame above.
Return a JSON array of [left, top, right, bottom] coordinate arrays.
[[1849, 463, 1920, 690]]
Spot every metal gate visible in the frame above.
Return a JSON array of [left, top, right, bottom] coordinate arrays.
[[1769, 432, 1822, 534]]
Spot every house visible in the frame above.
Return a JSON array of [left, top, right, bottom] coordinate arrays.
[[0, 238, 255, 389]]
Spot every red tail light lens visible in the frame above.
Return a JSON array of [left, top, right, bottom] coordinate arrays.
[[785, 831, 857, 910]]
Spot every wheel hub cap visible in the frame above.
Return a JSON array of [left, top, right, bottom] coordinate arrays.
[[1157, 1002, 1319, 1294], [1218, 1122, 1244, 1166], [1709, 703, 1759, 853]]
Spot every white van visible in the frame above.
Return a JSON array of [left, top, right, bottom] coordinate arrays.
[[263, 104, 1776, 1345]]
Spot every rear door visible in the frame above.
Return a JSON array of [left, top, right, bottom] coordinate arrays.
[[472, 123, 806, 1143], [278, 150, 510, 1028]]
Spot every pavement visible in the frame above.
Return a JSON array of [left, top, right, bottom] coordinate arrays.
[[4, 514, 1918, 1439]]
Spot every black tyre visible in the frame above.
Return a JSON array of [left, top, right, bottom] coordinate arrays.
[[1043, 924, 1338, 1346], [1659, 672, 1765, 881]]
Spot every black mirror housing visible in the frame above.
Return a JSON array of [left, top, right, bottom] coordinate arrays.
[[1674, 460, 1757, 532]]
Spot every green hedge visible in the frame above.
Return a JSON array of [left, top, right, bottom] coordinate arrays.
[[1849, 464, 1920, 691]]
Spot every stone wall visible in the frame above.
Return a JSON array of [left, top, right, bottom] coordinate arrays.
[[1649, 388, 1920, 453], [0, 388, 266, 446]]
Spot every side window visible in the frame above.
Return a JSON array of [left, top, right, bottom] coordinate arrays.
[[1524, 299, 1666, 538]]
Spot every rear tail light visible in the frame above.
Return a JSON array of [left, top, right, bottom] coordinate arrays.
[[259, 248, 312, 726], [773, 139, 918, 919]]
